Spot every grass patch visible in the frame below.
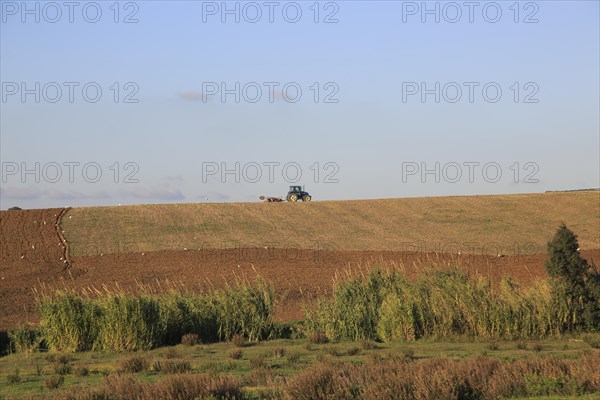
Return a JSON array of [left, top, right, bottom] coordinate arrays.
[[6, 369, 21, 384], [0, 338, 596, 399]]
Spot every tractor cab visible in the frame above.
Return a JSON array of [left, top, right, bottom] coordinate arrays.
[[286, 185, 311, 202]]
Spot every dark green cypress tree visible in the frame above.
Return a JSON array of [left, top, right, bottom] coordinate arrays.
[[545, 224, 586, 281], [545, 224, 599, 331]]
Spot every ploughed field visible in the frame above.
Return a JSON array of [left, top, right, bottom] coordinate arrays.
[[1, 191, 598, 330]]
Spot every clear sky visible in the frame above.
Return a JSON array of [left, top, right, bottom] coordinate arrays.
[[1, 0, 599, 208]]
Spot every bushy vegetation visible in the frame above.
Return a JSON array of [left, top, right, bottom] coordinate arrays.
[[38, 293, 102, 352], [33, 278, 274, 352], [305, 225, 600, 342], [287, 352, 600, 400], [47, 374, 246, 399], [306, 267, 570, 342], [180, 333, 200, 346], [2, 333, 599, 399], [118, 356, 149, 373], [545, 223, 600, 331], [99, 294, 164, 352], [10, 226, 599, 356], [7, 325, 42, 353]]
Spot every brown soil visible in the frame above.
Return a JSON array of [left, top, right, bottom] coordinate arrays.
[[0, 208, 70, 329], [1, 208, 598, 330]]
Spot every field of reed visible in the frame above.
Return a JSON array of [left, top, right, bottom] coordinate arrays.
[[305, 267, 578, 342], [18, 277, 275, 353]]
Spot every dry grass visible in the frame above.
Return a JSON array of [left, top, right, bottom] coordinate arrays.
[[48, 373, 245, 400], [62, 192, 600, 256], [2, 336, 598, 399], [118, 356, 149, 373], [228, 349, 243, 360], [287, 352, 600, 400]]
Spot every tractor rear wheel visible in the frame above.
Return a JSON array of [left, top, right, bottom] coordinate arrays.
[[302, 195, 312, 202], [287, 193, 298, 202]]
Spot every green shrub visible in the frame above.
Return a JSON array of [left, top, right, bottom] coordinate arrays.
[[8, 325, 42, 353], [524, 374, 577, 397], [54, 363, 71, 375], [53, 354, 72, 375]]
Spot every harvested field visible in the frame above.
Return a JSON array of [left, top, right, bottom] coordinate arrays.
[[61, 191, 600, 256], [1, 192, 599, 329]]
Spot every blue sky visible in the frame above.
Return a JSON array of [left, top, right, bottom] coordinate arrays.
[[1, 1, 598, 208]]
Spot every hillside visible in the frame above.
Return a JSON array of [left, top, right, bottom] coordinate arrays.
[[62, 191, 600, 257], [1, 191, 599, 328]]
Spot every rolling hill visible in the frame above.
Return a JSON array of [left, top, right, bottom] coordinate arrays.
[[62, 191, 600, 257]]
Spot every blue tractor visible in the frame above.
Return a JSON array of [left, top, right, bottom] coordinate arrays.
[[286, 185, 311, 202]]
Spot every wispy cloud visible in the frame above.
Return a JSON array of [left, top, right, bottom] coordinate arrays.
[[1, 187, 111, 200], [177, 88, 292, 103], [197, 191, 230, 201], [45, 189, 110, 200], [162, 175, 184, 182], [177, 91, 206, 102], [121, 185, 185, 200], [0, 187, 43, 199]]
